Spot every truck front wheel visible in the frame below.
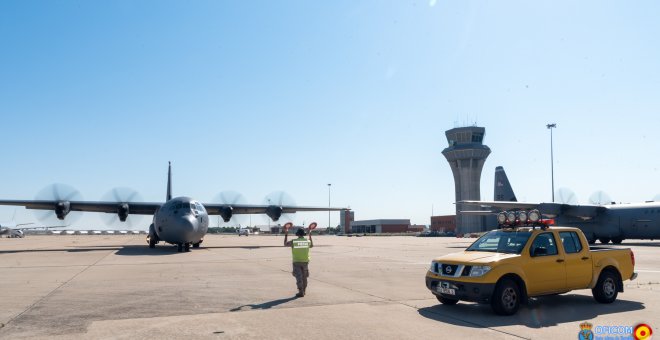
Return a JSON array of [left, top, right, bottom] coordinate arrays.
[[592, 270, 619, 303], [436, 295, 459, 305], [491, 279, 520, 315]]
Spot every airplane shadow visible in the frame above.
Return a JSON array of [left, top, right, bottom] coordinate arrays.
[[0, 244, 312, 255], [229, 296, 299, 312], [418, 294, 645, 328], [114, 245, 294, 256], [0, 247, 122, 254]]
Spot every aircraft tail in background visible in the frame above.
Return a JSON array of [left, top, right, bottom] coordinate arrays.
[[494, 166, 517, 202]]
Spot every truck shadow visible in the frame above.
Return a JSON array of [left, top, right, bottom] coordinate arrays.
[[418, 294, 645, 328], [617, 242, 660, 247]]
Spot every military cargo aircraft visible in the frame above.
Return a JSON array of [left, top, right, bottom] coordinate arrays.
[[462, 166, 660, 244], [0, 163, 347, 251], [0, 222, 33, 238], [0, 212, 64, 238]]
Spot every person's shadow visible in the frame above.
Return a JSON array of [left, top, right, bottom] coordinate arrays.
[[230, 296, 299, 312]]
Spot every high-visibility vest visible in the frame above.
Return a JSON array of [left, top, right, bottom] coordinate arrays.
[[291, 237, 310, 262]]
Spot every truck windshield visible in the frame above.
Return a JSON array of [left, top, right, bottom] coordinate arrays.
[[466, 230, 532, 254]]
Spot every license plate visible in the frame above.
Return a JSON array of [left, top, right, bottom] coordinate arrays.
[[437, 287, 456, 295]]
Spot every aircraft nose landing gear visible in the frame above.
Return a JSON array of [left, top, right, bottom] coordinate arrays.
[[176, 243, 191, 252]]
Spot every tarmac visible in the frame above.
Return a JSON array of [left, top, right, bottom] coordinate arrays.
[[0, 234, 658, 339]]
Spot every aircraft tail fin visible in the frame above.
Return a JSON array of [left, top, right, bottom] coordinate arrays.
[[494, 166, 517, 202], [166, 161, 172, 201]]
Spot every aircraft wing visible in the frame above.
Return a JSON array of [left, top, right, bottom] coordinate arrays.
[[0, 200, 162, 215], [459, 200, 540, 211], [459, 200, 604, 220], [203, 204, 347, 215]]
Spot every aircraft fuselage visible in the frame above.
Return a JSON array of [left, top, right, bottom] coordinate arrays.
[[152, 196, 209, 245], [556, 202, 660, 242]]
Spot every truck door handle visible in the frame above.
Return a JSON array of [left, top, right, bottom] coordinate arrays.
[[556, 259, 565, 263], [581, 257, 590, 260]]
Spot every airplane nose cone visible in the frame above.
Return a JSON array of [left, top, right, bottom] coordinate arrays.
[[172, 216, 198, 242]]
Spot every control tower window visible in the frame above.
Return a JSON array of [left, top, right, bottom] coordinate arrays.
[[472, 134, 483, 143], [448, 139, 456, 146]]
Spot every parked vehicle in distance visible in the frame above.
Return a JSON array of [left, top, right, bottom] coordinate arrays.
[[238, 228, 250, 236], [425, 210, 637, 315]]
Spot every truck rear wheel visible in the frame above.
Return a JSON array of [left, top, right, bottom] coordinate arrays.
[[491, 279, 520, 315], [436, 295, 459, 305], [592, 270, 619, 303]]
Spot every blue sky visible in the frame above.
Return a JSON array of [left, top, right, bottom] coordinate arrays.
[[1, 1, 659, 229]]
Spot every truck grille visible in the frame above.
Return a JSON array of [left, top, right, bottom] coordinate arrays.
[[441, 264, 458, 276]]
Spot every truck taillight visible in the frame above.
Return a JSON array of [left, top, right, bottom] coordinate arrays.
[[631, 251, 635, 267]]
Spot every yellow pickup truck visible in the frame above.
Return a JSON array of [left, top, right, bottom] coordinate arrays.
[[425, 225, 637, 315]]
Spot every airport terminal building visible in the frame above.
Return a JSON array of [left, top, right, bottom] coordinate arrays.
[[350, 219, 414, 234], [430, 215, 456, 233]]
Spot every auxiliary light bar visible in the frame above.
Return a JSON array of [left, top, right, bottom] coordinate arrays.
[[497, 209, 545, 227]]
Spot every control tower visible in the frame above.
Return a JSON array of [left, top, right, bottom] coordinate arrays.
[[442, 126, 491, 234]]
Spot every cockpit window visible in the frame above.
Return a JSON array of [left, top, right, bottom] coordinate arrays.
[[170, 202, 194, 211]]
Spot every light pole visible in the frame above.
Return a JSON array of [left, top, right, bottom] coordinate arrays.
[[547, 123, 557, 202], [327, 184, 331, 230]]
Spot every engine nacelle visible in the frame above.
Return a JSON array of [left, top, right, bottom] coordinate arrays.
[[55, 201, 71, 220], [117, 203, 129, 222], [265, 206, 283, 222], [219, 206, 233, 222]]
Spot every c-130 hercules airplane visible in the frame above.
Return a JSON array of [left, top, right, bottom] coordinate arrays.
[[462, 166, 660, 244], [0, 163, 348, 252]]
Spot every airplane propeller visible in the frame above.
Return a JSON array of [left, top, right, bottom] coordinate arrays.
[[589, 190, 612, 205], [213, 190, 249, 226], [34, 183, 84, 225], [262, 191, 296, 224], [556, 187, 578, 205], [101, 187, 145, 228]]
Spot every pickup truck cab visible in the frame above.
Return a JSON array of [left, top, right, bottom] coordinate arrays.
[[426, 223, 637, 315]]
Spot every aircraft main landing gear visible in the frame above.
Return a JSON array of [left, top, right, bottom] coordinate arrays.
[[177, 243, 183, 252], [184, 243, 191, 252], [147, 234, 159, 248]]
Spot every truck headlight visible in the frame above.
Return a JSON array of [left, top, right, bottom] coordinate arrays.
[[429, 261, 437, 273], [469, 265, 491, 277]]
